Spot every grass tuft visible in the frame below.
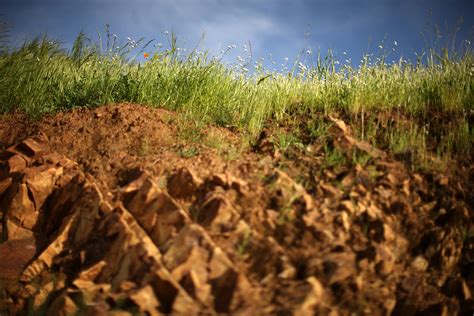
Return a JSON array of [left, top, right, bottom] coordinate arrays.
[[0, 27, 472, 171]]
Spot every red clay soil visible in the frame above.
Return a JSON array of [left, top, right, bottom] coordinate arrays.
[[0, 103, 473, 315]]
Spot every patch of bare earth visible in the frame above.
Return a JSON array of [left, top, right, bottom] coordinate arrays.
[[0, 103, 473, 315]]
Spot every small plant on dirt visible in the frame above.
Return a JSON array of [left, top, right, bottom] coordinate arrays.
[[323, 145, 347, 169], [236, 228, 252, 256], [272, 130, 304, 155], [367, 165, 383, 180], [277, 205, 295, 225], [176, 118, 205, 144], [138, 138, 150, 156], [307, 117, 332, 141], [276, 193, 302, 225], [178, 146, 199, 158], [161, 112, 175, 125], [204, 133, 225, 150], [221, 145, 242, 161], [204, 130, 231, 152], [352, 149, 372, 167], [156, 176, 167, 189]]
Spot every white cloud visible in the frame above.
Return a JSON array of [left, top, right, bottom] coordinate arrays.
[[198, 13, 281, 53], [138, 0, 283, 54]]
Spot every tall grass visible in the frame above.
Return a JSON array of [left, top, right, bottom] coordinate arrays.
[[0, 28, 472, 170]]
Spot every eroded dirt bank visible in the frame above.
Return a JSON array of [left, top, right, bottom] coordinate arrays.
[[0, 104, 473, 315]]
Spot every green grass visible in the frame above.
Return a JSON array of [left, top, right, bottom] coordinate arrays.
[[0, 27, 472, 171]]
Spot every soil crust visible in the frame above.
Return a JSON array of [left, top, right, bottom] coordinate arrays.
[[0, 103, 473, 315]]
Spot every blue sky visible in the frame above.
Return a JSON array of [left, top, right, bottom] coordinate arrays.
[[1, 0, 473, 68]]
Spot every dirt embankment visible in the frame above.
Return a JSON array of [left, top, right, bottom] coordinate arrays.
[[0, 103, 473, 315]]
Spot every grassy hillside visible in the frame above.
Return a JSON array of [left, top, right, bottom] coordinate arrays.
[[0, 30, 472, 171]]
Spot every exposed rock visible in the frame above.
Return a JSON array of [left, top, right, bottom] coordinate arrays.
[[167, 167, 202, 200], [0, 105, 471, 315], [0, 238, 36, 279]]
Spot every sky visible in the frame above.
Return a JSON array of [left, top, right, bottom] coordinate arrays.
[[1, 0, 473, 68]]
